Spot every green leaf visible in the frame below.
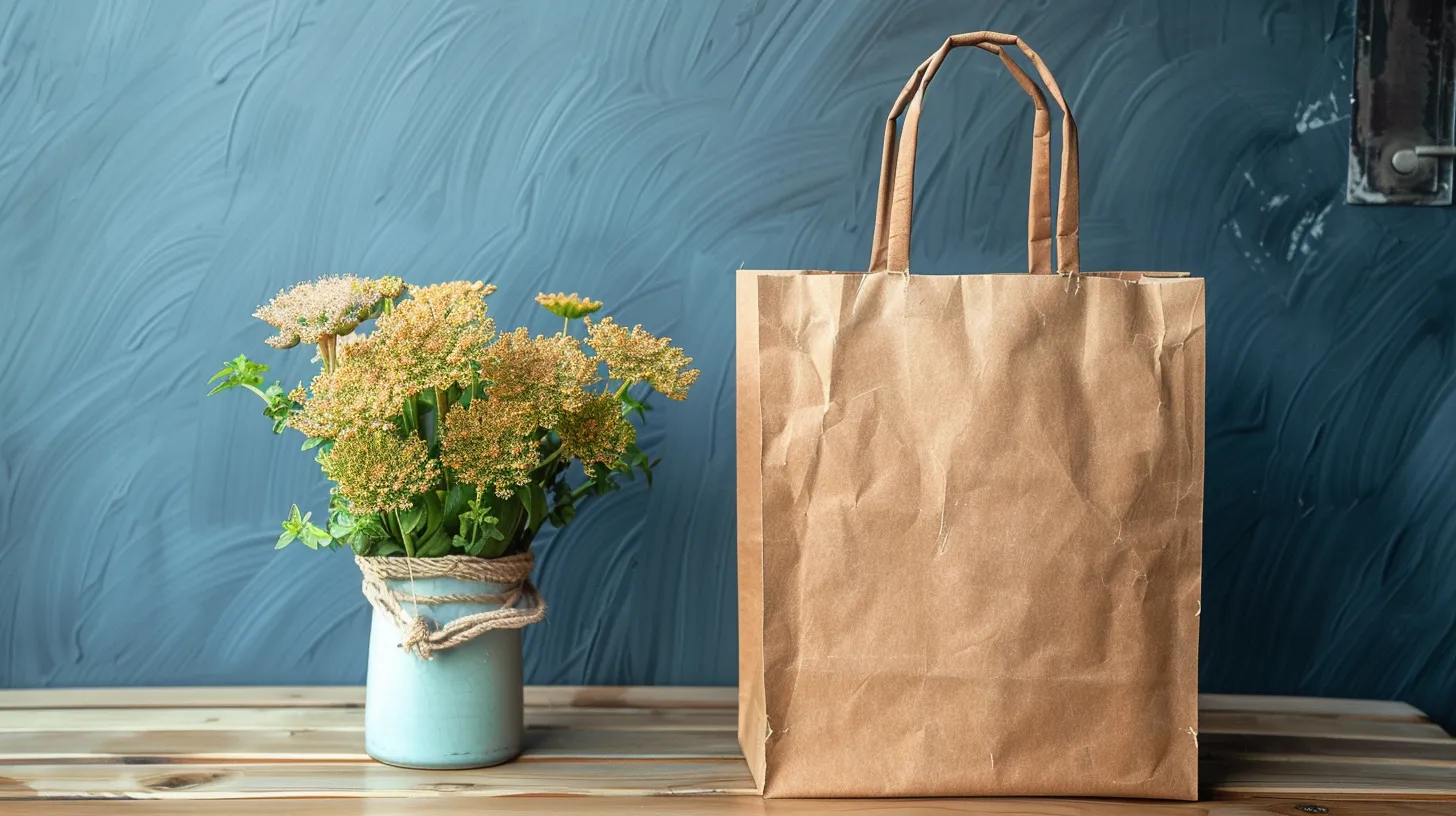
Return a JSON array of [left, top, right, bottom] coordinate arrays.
[[258, 382, 297, 435], [402, 396, 418, 434], [478, 535, 510, 558], [277, 504, 312, 549], [301, 437, 327, 451], [518, 484, 548, 532], [548, 499, 576, 528], [397, 502, 426, 536], [442, 483, 472, 528], [585, 462, 622, 496], [492, 495, 523, 545], [414, 527, 452, 558], [363, 517, 387, 538], [423, 491, 444, 537], [620, 389, 652, 420], [207, 355, 269, 396], [375, 539, 405, 557], [300, 522, 330, 551]]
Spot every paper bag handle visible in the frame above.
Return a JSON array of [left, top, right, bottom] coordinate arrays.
[[870, 42, 1053, 274], [870, 32, 1081, 275]]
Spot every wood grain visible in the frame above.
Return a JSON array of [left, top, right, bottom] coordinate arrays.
[[0, 687, 1451, 810], [2, 798, 1456, 815], [1197, 695, 1430, 723], [1200, 712, 1452, 742], [1202, 756, 1456, 800], [0, 706, 737, 733], [5, 756, 1454, 802], [0, 688, 1418, 720], [0, 760, 758, 799], [0, 727, 742, 762], [0, 687, 739, 711], [1201, 733, 1456, 766]]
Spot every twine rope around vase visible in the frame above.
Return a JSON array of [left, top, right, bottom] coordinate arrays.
[[356, 552, 545, 660]]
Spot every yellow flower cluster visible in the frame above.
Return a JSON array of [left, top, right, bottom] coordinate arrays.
[[441, 399, 541, 497], [368, 281, 498, 392], [556, 394, 636, 464], [373, 276, 407, 299], [478, 328, 598, 427], [287, 336, 409, 438], [321, 427, 440, 514], [271, 281, 694, 508], [585, 317, 700, 400], [254, 275, 399, 349], [535, 292, 603, 319]]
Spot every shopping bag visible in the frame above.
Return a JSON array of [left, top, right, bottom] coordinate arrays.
[[736, 31, 1204, 799]]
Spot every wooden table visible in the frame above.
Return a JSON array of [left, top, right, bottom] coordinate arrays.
[[0, 686, 1452, 814]]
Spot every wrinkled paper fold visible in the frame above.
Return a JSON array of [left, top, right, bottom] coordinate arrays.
[[737, 270, 1204, 799]]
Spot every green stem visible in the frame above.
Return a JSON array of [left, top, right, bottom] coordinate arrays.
[[614, 381, 632, 400], [547, 480, 596, 521], [243, 384, 270, 402], [563, 316, 570, 336], [433, 387, 448, 446], [403, 394, 427, 443], [317, 336, 336, 374]]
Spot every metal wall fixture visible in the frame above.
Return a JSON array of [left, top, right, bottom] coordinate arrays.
[[1347, 0, 1456, 205]]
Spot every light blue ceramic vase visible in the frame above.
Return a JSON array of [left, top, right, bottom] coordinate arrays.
[[364, 575, 524, 769]]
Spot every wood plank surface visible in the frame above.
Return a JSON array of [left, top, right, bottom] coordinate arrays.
[[1201, 733, 1456, 766], [1202, 756, 1456, 800], [5, 756, 1454, 802], [3, 798, 1456, 815], [0, 687, 738, 711], [0, 727, 742, 762], [4, 724, 1451, 768], [0, 687, 1450, 809], [0, 760, 758, 799], [3, 706, 1439, 741], [0, 706, 738, 733], [1198, 695, 1430, 723], [0, 688, 1418, 719], [1199, 712, 1452, 742]]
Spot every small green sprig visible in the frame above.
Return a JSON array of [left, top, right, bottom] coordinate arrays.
[[208, 354, 295, 433], [453, 494, 508, 558], [277, 504, 330, 550]]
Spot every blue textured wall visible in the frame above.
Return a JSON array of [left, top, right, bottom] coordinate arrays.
[[3, 0, 1454, 728]]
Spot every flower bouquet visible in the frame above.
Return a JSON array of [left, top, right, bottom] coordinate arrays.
[[209, 276, 695, 768]]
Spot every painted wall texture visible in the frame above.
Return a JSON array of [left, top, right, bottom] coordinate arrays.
[[3, 0, 1454, 728]]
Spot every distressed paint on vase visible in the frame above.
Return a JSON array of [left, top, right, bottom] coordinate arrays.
[[364, 576, 523, 769]]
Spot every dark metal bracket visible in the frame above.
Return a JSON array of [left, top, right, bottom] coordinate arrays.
[[1348, 0, 1456, 206]]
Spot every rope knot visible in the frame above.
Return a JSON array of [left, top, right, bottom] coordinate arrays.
[[356, 552, 546, 660], [400, 615, 436, 659]]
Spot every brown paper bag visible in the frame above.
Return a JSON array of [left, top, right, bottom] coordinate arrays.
[[737, 32, 1203, 800]]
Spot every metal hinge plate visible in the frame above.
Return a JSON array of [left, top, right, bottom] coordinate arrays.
[[1347, 0, 1456, 205]]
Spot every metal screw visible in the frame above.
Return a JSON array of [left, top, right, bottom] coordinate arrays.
[[1295, 806, 1329, 814], [1392, 145, 1456, 174], [1393, 149, 1421, 174]]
